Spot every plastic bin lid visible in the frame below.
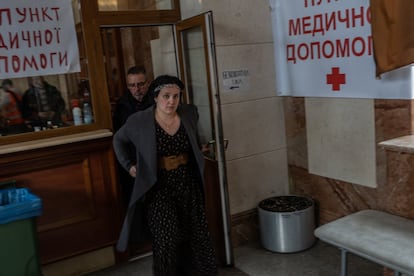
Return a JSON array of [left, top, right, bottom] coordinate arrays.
[[0, 188, 42, 224]]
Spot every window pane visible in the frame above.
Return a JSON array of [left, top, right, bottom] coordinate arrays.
[[0, 73, 92, 136], [0, 1, 91, 137], [97, 0, 174, 11]]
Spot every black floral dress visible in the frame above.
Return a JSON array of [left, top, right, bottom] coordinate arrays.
[[145, 121, 218, 276]]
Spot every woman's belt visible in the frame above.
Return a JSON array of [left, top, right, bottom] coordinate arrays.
[[158, 153, 189, 171]]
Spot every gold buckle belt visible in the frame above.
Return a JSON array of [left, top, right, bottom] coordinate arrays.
[[158, 153, 189, 171]]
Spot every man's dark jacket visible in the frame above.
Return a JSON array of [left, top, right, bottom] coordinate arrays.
[[112, 92, 154, 131]]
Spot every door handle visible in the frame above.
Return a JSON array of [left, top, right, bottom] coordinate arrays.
[[224, 139, 229, 150], [207, 139, 229, 150]]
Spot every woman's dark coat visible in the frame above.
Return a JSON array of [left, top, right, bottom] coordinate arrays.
[[113, 104, 205, 251]]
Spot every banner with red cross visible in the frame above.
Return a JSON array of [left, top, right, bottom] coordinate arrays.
[[270, 0, 414, 99]]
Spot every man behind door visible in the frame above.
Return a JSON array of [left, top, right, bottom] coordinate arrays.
[[113, 66, 154, 206]]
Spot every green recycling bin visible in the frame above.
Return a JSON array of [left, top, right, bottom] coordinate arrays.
[[0, 186, 43, 276]]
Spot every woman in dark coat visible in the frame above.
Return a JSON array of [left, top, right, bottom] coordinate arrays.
[[113, 75, 218, 275]]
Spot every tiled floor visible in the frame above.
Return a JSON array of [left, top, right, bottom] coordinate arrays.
[[89, 240, 384, 276]]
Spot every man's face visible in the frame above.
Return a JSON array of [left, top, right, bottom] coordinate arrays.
[[32, 77, 44, 89], [127, 73, 148, 102]]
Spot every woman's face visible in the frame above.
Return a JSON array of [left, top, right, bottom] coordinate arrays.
[[155, 85, 181, 115]]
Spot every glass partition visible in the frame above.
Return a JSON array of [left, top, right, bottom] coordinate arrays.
[[0, 73, 91, 136], [179, 25, 215, 158], [0, 1, 90, 137]]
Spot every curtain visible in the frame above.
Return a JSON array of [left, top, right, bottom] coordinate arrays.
[[370, 0, 414, 76]]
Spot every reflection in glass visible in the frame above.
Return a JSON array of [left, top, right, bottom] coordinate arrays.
[[23, 76, 66, 126], [181, 26, 215, 159], [0, 1, 89, 137], [0, 74, 92, 136]]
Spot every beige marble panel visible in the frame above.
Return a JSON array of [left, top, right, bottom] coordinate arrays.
[[227, 149, 289, 214], [222, 97, 286, 160], [306, 98, 377, 188], [180, 0, 273, 45], [179, 0, 203, 18], [216, 44, 277, 104]]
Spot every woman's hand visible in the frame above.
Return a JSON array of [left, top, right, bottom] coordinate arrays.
[[201, 143, 210, 154], [129, 165, 137, 178]]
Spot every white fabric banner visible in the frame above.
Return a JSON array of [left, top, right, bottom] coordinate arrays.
[[0, 0, 80, 78], [270, 0, 414, 99]]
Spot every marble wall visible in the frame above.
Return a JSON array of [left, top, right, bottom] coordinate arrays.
[[179, 0, 414, 251], [285, 97, 414, 223], [306, 98, 377, 188], [179, 0, 291, 247], [180, 0, 290, 215]]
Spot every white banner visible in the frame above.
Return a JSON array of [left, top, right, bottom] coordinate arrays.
[[270, 0, 414, 99], [0, 0, 80, 78]]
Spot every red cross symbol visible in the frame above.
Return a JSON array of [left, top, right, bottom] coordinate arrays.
[[326, 67, 346, 91]]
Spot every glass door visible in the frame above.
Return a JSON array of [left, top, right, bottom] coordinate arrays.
[[175, 12, 233, 266]]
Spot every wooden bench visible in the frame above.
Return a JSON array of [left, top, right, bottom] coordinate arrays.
[[314, 210, 414, 276]]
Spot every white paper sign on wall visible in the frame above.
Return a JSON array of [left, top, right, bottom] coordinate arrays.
[[222, 69, 250, 92]]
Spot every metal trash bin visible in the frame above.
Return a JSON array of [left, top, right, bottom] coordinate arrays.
[[258, 195, 315, 253], [0, 183, 43, 276]]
